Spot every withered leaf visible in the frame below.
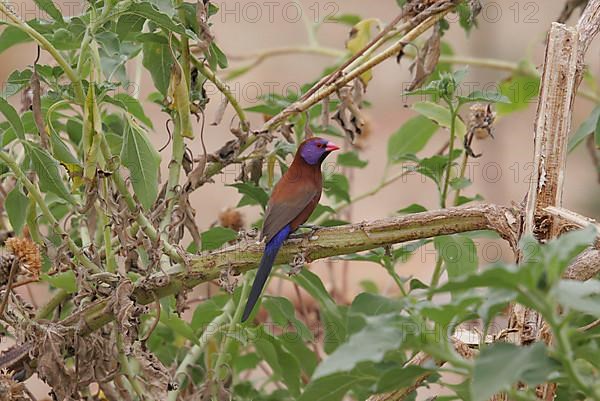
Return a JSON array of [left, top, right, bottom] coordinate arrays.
[[407, 25, 441, 91]]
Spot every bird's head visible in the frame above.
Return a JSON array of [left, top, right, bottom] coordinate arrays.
[[298, 137, 340, 165]]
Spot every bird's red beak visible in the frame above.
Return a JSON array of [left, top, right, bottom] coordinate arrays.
[[325, 142, 340, 152]]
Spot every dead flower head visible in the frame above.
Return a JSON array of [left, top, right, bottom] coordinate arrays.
[[218, 208, 245, 232]]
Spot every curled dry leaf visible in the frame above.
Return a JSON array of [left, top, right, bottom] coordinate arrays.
[[333, 80, 367, 143], [28, 324, 77, 400], [212, 97, 229, 126], [407, 24, 441, 91], [104, 280, 146, 349], [132, 342, 172, 399], [279, 123, 295, 144], [195, 0, 214, 53], [30, 70, 48, 150], [183, 154, 207, 193]]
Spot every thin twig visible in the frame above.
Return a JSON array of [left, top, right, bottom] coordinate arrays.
[[0, 258, 18, 316]]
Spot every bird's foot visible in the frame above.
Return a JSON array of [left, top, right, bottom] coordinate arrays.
[[287, 252, 307, 276], [289, 225, 324, 239]]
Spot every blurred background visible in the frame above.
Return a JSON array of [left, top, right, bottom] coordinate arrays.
[[2, 0, 600, 398]]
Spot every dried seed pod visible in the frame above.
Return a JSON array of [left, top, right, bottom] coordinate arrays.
[[468, 103, 496, 140], [218, 208, 245, 232], [5, 237, 41, 276], [0, 370, 28, 401], [0, 255, 16, 286]]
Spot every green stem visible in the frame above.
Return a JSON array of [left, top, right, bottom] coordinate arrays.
[[214, 274, 252, 376], [333, 169, 408, 216], [117, 333, 148, 401], [159, 82, 185, 234], [167, 298, 235, 401], [384, 259, 407, 296], [35, 289, 68, 319], [0, 151, 101, 273], [99, 137, 183, 264], [101, 178, 117, 273], [429, 257, 444, 296], [226, 46, 345, 79], [452, 151, 470, 206], [190, 56, 249, 131], [440, 102, 457, 208], [0, 1, 84, 104]]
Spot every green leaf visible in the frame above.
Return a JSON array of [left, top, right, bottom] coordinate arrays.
[[201, 227, 237, 251], [471, 342, 556, 401], [458, 90, 510, 104], [42, 271, 77, 293], [230, 182, 269, 209], [4, 69, 33, 97], [457, 2, 476, 33], [279, 333, 318, 377], [142, 42, 174, 96], [299, 372, 372, 401], [497, 74, 540, 115], [159, 311, 199, 345], [324, 174, 350, 203], [191, 295, 227, 331], [554, 280, 600, 317], [387, 115, 438, 163], [5, 187, 28, 234], [571, 106, 600, 151], [337, 151, 368, 168], [50, 134, 80, 165], [0, 26, 32, 54], [120, 123, 161, 210], [0, 98, 25, 140], [24, 142, 76, 204], [312, 314, 405, 379], [412, 101, 467, 138], [349, 293, 403, 317], [449, 177, 471, 190], [127, 3, 196, 38], [208, 42, 228, 69], [359, 280, 379, 294], [594, 108, 600, 148], [326, 14, 361, 26], [33, 0, 64, 25], [263, 296, 313, 341], [106, 93, 154, 128], [292, 270, 346, 353], [397, 203, 427, 214], [434, 235, 478, 279], [375, 365, 431, 393]]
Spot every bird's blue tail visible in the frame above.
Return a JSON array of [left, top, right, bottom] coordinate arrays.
[[242, 225, 291, 322]]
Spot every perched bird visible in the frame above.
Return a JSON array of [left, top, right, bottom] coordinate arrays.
[[242, 137, 340, 322]]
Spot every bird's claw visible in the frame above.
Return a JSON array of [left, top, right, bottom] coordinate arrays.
[[288, 253, 306, 276]]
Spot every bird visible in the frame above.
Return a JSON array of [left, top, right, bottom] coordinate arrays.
[[241, 137, 340, 322]]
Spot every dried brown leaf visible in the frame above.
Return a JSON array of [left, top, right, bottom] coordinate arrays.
[[104, 280, 146, 348], [407, 25, 440, 91], [132, 343, 172, 399]]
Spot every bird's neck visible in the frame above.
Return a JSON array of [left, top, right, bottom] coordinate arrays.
[[285, 156, 323, 188]]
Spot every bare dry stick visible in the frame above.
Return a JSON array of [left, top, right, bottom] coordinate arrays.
[[259, 2, 456, 133], [198, 2, 456, 187], [503, 2, 600, 400]]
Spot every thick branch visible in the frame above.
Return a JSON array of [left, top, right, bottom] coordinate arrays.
[[65, 204, 517, 334]]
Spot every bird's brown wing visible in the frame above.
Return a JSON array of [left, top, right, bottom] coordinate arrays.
[[261, 189, 320, 243]]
